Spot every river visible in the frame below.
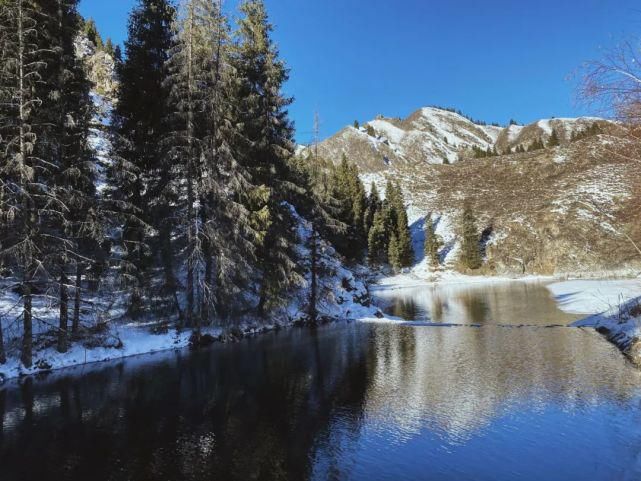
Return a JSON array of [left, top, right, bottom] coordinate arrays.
[[1, 281, 640, 480]]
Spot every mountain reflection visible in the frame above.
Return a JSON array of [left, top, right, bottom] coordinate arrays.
[[1, 287, 641, 481]]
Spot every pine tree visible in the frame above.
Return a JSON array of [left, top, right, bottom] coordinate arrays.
[[0, 0, 49, 367], [363, 181, 380, 237], [383, 180, 412, 268], [395, 206, 413, 268], [104, 37, 115, 56], [108, 0, 176, 319], [83, 17, 102, 49], [424, 213, 442, 267], [366, 124, 375, 137], [37, 0, 98, 351], [387, 233, 399, 270], [459, 201, 482, 270], [288, 152, 347, 323], [164, 0, 258, 328], [548, 129, 560, 147], [232, 0, 301, 316], [367, 209, 388, 266]]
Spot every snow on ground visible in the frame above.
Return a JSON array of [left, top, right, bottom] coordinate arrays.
[[375, 271, 548, 292], [547, 278, 641, 365], [546, 279, 641, 315], [0, 206, 378, 383], [0, 324, 195, 381]]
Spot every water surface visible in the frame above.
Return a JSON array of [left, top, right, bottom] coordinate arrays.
[[1, 282, 640, 480]]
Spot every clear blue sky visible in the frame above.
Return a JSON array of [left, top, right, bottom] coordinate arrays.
[[79, 0, 641, 144]]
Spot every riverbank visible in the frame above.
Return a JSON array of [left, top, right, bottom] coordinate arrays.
[[547, 279, 641, 366], [0, 298, 379, 383], [4, 273, 641, 383], [0, 218, 379, 383]]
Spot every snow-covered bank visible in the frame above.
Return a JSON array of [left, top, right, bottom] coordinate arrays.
[[374, 270, 551, 291], [0, 208, 379, 383], [547, 279, 641, 366], [547, 279, 641, 315], [0, 293, 378, 383]]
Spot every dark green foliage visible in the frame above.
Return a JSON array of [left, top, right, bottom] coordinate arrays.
[[459, 201, 482, 270], [0, 0, 98, 364], [394, 209, 413, 269], [108, 0, 176, 318], [367, 209, 388, 266], [548, 129, 560, 147], [366, 180, 413, 270], [424, 213, 442, 267], [83, 18, 102, 49], [37, 0, 99, 350], [527, 139, 545, 152], [571, 122, 602, 141], [472, 144, 498, 159], [232, 0, 302, 316], [103, 37, 115, 56], [353, 120, 359, 129], [363, 182, 380, 237], [366, 124, 376, 137], [328, 155, 367, 259]]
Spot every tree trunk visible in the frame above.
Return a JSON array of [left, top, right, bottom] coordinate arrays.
[[186, 3, 196, 330], [72, 263, 81, 334], [22, 278, 32, 368], [18, 0, 32, 370], [0, 314, 6, 365], [58, 269, 68, 353], [309, 226, 318, 324], [0, 388, 5, 440], [160, 225, 181, 319]]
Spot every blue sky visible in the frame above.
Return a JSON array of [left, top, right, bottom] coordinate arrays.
[[79, 0, 641, 144]]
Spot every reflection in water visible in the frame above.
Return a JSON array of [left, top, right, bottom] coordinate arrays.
[[373, 281, 582, 325], [1, 284, 641, 481]]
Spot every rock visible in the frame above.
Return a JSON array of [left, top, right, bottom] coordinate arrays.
[[189, 332, 217, 349], [625, 338, 641, 367], [34, 359, 52, 371], [375, 310, 385, 318]]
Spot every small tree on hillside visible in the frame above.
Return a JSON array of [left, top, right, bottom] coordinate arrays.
[[548, 129, 560, 147], [459, 201, 482, 270], [388, 233, 400, 270], [424, 213, 442, 267], [367, 209, 388, 266]]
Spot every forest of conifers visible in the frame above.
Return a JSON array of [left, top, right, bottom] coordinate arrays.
[[0, 0, 414, 369]]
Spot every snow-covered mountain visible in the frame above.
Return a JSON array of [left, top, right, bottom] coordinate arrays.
[[310, 107, 617, 172], [305, 106, 638, 276]]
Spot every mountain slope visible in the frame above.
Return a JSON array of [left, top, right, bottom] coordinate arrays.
[[310, 107, 640, 276]]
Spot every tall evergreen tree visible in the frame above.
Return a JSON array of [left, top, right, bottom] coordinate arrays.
[[424, 213, 442, 267], [331, 155, 366, 259], [363, 181, 380, 237], [232, 0, 301, 316], [387, 232, 399, 270], [0, 0, 49, 367], [367, 209, 388, 266], [394, 199, 413, 268], [459, 201, 482, 270], [165, 0, 257, 329], [108, 0, 176, 319], [37, 0, 98, 352]]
